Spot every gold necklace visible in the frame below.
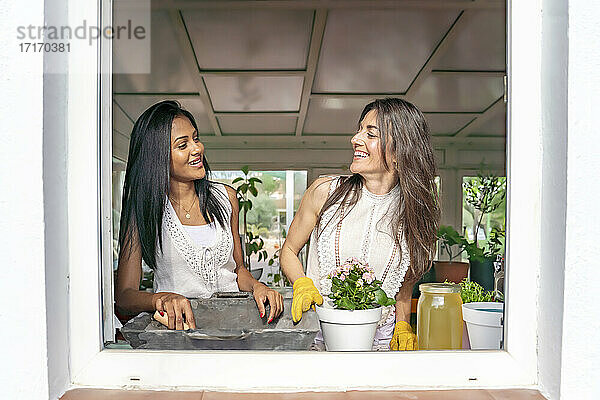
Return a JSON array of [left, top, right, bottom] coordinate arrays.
[[170, 196, 197, 219]]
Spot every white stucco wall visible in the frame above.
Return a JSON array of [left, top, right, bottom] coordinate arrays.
[[0, 1, 49, 399], [561, 1, 600, 398], [43, 0, 72, 398], [537, 0, 568, 398]]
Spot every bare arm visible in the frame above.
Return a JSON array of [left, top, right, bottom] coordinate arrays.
[[395, 275, 416, 323], [114, 228, 155, 315], [280, 177, 332, 284], [115, 222, 196, 330]]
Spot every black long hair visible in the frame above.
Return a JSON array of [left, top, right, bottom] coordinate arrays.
[[118, 100, 229, 269], [316, 98, 441, 281]]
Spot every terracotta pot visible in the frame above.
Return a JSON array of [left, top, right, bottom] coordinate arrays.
[[434, 261, 469, 283]]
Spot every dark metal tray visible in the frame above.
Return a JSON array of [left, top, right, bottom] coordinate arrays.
[[120, 290, 319, 351]]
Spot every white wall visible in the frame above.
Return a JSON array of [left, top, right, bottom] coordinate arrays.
[[43, 0, 72, 398], [561, 1, 600, 398], [0, 1, 50, 399], [537, 0, 568, 398]]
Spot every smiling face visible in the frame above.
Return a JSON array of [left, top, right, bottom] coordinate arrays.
[[169, 115, 206, 182], [350, 109, 394, 175]]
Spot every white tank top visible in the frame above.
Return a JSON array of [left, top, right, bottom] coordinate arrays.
[[306, 176, 410, 325], [152, 183, 239, 298], [183, 222, 217, 247]]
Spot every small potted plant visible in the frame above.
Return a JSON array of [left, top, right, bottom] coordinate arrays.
[[459, 278, 504, 350], [463, 172, 506, 290], [434, 225, 471, 283], [233, 165, 267, 279], [315, 258, 396, 351]]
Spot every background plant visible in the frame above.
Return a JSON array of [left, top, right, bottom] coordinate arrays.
[[438, 171, 507, 263], [462, 171, 506, 260], [233, 166, 268, 268], [328, 258, 396, 310], [266, 225, 290, 287], [438, 225, 468, 261], [457, 278, 502, 303]]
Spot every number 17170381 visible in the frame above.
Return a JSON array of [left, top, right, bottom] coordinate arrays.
[[19, 42, 70, 52]]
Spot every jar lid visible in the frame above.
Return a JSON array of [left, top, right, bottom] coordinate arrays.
[[419, 283, 461, 294]]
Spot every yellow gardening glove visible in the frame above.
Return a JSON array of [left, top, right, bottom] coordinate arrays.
[[389, 321, 418, 351], [291, 277, 323, 323]]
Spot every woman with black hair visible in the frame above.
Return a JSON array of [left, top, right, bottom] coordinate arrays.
[[115, 100, 283, 330], [281, 98, 440, 350]]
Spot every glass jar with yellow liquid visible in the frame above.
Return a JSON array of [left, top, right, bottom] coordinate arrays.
[[417, 283, 463, 350]]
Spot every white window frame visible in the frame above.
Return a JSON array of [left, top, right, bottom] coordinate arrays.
[[66, 0, 543, 391]]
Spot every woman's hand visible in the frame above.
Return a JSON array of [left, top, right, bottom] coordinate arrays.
[[390, 279, 417, 350], [152, 292, 196, 330], [253, 283, 284, 323], [389, 321, 418, 350], [291, 277, 323, 323]]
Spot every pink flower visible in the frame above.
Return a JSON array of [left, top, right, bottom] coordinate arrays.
[[362, 272, 375, 284]]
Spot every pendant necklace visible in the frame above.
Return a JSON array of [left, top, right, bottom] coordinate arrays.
[[170, 196, 197, 219]]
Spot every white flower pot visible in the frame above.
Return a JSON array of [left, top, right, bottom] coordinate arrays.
[[462, 302, 504, 350], [315, 302, 382, 351]]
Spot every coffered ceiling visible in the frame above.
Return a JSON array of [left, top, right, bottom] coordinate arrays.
[[113, 0, 506, 164]]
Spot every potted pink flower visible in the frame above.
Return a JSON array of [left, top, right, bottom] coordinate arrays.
[[315, 258, 396, 351]]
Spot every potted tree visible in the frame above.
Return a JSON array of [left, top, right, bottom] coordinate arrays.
[[434, 225, 471, 283], [459, 278, 504, 350], [466, 227, 505, 291], [463, 172, 506, 290], [315, 258, 396, 351], [233, 166, 268, 280]]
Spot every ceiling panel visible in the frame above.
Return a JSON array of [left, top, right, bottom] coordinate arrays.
[[183, 9, 313, 70], [313, 9, 459, 93], [113, 11, 196, 93], [113, 95, 214, 135], [218, 115, 297, 135], [303, 97, 369, 135], [434, 10, 506, 71], [113, 100, 134, 137], [409, 75, 504, 112], [205, 76, 304, 112], [468, 110, 506, 136], [425, 113, 477, 136]]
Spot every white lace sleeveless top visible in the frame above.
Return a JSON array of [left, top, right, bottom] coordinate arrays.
[[306, 176, 410, 324], [153, 183, 238, 298]]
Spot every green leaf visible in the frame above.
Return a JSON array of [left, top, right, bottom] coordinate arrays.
[[268, 259, 274, 266], [338, 297, 356, 310], [437, 225, 468, 246], [374, 288, 395, 306], [232, 177, 244, 184], [248, 177, 262, 184], [331, 277, 343, 287], [465, 242, 485, 261], [241, 165, 249, 175], [249, 186, 258, 197]]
